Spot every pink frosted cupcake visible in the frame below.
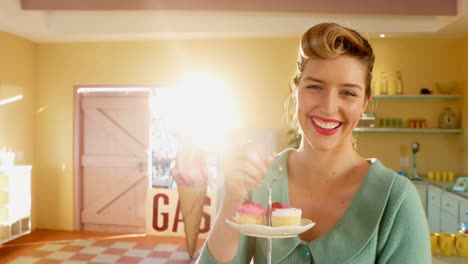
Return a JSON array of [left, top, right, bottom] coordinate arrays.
[[236, 200, 265, 225]]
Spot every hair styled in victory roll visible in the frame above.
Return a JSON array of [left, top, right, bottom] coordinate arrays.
[[292, 22, 375, 101]]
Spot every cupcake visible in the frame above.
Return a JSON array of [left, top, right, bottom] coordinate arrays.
[[236, 200, 265, 225], [271, 202, 302, 227]]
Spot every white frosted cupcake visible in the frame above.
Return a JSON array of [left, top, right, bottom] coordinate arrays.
[[271, 203, 302, 227]]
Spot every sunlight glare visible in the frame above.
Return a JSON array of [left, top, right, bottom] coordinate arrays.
[[170, 72, 239, 149], [0, 95, 23, 105]]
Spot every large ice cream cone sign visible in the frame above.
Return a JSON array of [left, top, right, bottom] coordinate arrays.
[[178, 185, 206, 258], [172, 140, 210, 259]]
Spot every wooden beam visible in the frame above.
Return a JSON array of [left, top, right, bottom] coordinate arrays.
[[21, 0, 457, 16]]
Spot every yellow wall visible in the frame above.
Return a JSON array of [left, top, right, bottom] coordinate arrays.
[[463, 35, 468, 174], [35, 39, 299, 230], [371, 38, 463, 94], [35, 36, 466, 230], [358, 38, 464, 175], [0, 31, 36, 227], [0, 33, 458, 230]]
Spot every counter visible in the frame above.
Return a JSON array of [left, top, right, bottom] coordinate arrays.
[[412, 178, 468, 263], [412, 178, 468, 199], [433, 255, 467, 264]]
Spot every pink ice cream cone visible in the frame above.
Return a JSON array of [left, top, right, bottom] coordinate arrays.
[[171, 141, 210, 259]]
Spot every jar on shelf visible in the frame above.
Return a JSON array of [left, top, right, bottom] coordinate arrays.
[[439, 107, 458, 129], [395, 71, 403, 94], [380, 72, 388, 95]]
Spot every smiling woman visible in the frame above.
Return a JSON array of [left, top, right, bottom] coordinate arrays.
[[295, 55, 369, 151], [199, 22, 431, 264]]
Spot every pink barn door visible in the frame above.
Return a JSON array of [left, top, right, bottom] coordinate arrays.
[[79, 90, 150, 233]]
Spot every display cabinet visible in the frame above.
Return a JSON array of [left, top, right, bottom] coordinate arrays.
[[440, 191, 460, 233], [460, 199, 468, 224], [0, 166, 32, 244], [426, 183, 468, 234], [427, 185, 442, 233]]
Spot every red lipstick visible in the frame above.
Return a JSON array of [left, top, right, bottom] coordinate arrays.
[[310, 116, 341, 135]]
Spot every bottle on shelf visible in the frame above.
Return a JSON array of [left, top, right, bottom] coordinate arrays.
[[371, 80, 376, 95], [397, 156, 408, 177], [395, 71, 403, 94], [380, 72, 388, 95]]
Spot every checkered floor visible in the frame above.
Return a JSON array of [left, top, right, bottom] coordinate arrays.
[[7, 239, 202, 264]]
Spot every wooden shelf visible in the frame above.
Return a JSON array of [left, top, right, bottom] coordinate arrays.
[[372, 94, 462, 101], [353, 128, 463, 134]]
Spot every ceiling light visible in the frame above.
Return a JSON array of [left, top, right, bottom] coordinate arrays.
[[379, 34, 386, 38]]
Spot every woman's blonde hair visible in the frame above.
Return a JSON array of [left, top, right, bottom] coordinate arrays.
[[285, 22, 375, 146]]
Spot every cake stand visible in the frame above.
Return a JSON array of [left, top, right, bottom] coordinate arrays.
[[226, 158, 315, 263], [225, 218, 315, 262]]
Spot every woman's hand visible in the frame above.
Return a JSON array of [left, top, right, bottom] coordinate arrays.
[[206, 143, 274, 263], [221, 143, 275, 206]]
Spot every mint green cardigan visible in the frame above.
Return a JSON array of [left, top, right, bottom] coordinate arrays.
[[198, 149, 431, 263]]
